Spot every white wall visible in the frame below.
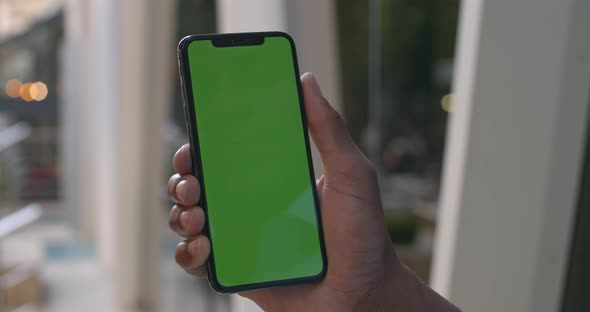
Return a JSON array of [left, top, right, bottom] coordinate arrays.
[[432, 0, 590, 311], [217, 0, 286, 31], [64, 0, 175, 310], [61, 0, 87, 236]]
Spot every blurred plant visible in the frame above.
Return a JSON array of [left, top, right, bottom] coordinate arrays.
[[336, 0, 459, 170], [336, 0, 370, 145], [177, 0, 217, 39], [385, 212, 419, 245]]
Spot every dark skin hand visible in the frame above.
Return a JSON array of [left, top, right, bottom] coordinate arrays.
[[168, 73, 462, 311]]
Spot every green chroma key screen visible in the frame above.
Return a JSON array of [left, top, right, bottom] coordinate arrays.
[[186, 35, 324, 288]]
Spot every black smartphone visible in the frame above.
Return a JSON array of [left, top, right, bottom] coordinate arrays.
[[177, 32, 327, 293]]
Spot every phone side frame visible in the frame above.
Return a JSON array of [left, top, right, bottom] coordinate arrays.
[[177, 31, 328, 293]]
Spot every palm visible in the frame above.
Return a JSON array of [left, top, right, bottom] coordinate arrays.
[[242, 167, 396, 311]]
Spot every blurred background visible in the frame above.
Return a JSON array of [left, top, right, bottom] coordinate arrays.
[[0, 0, 588, 311]]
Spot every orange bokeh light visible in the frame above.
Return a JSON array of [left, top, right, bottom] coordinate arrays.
[[19, 82, 34, 102], [5, 79, 22, 98], [30, 82, 48, 101]]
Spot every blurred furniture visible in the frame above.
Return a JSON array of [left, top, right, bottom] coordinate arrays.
[[0, 263, 40, 311], [0, 205, 43, 311], [1, 123, 42, 311]]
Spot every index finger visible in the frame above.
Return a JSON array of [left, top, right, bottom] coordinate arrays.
[[173, 144, 192, 175]]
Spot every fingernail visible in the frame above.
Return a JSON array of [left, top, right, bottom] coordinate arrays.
[[179, 210, 191, 231], [308, 73, 323, 97]]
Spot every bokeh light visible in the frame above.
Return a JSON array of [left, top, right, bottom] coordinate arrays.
[[441, 94, 453, 112], [19, 82, 34, 101], [30, 82, 48, 101], [5, 79, 22, 98]]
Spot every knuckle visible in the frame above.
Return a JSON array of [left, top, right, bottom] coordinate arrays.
[[167, 174, 181, 198], [168, 173, 180, 188], [331, 157, 378, 190]]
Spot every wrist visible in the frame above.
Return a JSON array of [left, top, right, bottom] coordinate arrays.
[[353, 258, 407, 312], [354, 259, 461, 312]]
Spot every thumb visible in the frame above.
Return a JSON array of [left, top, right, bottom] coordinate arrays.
[[301, 73, 363, 173]]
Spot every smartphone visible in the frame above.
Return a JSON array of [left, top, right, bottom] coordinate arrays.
[[177, 32, 327, 293]]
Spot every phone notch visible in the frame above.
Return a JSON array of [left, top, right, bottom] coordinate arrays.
[[212, 36, 264, 48]]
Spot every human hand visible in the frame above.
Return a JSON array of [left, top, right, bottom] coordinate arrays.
[[168, 73, 461, 311]]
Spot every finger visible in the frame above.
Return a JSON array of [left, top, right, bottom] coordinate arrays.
[[173, 144, 192, 175], [169, 205, 206, 237], [300, 73, 360, 170], [175, 236, 211, 275], [168, 174, 201, 205], [168, 173, 182, 200], [185, 265, 208, 277]]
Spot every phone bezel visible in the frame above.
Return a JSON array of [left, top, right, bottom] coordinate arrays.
[[177, 31, 328, 293]]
